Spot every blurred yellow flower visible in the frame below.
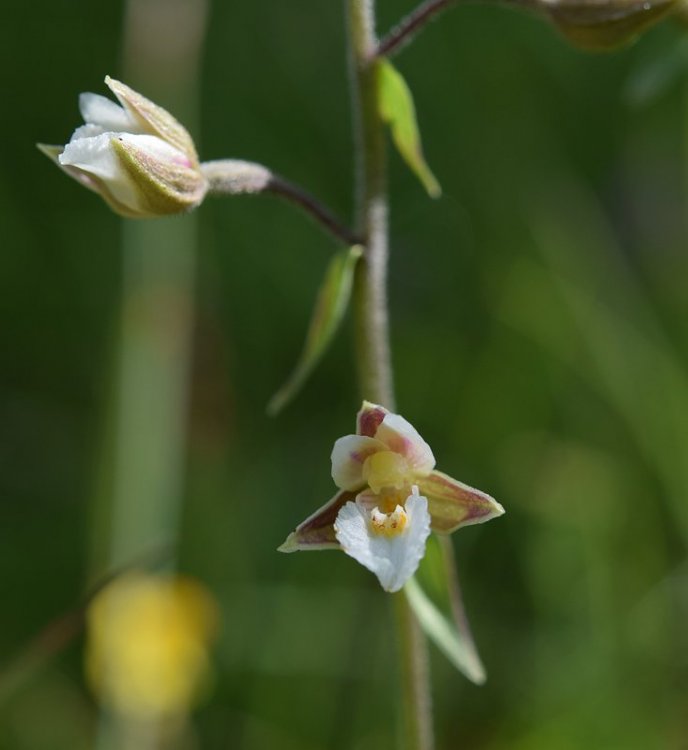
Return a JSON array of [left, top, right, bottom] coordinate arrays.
[[85, 573, 218, 719]]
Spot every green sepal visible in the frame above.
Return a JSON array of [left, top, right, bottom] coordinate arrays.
[[36, 143, 63, 163], [377, 58, 441, 199], [112, 137, 208, 217], [268, 246, 362, 415], [106, 76, 199, 164], [405, 535, 486, 684]]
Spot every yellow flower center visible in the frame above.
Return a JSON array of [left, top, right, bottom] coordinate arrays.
[[369, 505, 408, 537], [362, 450, 410, 494]]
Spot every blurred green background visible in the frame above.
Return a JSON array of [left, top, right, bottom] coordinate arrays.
[[2, 0, 688, 747]]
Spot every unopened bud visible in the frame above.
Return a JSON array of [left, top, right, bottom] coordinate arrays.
[[39, 76, 207, 218]]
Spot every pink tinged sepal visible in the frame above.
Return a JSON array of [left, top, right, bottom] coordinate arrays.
[[416, 470, 504, 534], [278, 490, 356, 552]]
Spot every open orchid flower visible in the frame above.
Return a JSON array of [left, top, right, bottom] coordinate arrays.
[[38, 76, 207, 218], [279, 401, 504, 592]]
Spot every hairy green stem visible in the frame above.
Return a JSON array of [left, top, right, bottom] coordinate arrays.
[[393, 592, 435, 750], [347, 2, 433, 748], [348, 0, 395, 410]]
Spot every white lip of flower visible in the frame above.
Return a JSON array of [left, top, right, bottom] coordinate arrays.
[[330, 411, 435, 591], [39, 76, 207, 218], [334, 486, 431, 592]]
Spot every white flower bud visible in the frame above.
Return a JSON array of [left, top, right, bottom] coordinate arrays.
[[39, 76, 207, 218]]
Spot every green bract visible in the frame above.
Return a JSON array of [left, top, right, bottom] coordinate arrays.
[[268, 246, 362, 415], [378, 58, 441, 198]]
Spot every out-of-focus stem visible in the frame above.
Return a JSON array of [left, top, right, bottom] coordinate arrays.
[[347, 2, 433, 749], [92, 2, 208, 749], [106, 220, 196, 568]]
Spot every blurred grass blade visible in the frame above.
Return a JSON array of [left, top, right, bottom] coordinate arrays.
[[268, 246, 362, 415], [377, 58, 441, 199], [501, 181, 688, 542], [405, 535, 486, 684], [624, 37, 688, 107]]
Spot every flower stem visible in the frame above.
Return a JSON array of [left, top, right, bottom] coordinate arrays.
[[267, 174, 362, 246], [376, 0, 539, 60], [376, 0, 457, 59], [348, 0, 395, 410], [393, 592, 435, 750], [347, 2, 433, 748], [202, 159, 361, 246]]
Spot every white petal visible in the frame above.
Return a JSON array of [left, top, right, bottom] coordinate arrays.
[[59, 132, 140, 211], [69, 123, 106, 142], [334, 491, 431, 593], [331, 435, 387, 491], [79, 92, 138, 132], [60, 132, 122, 179], [375, 413, 435, 476]]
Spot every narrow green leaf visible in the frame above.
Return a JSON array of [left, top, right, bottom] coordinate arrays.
[[267, 245, 362, 415], [405, 535, 486, 684], [377, 58, 441, 199]]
